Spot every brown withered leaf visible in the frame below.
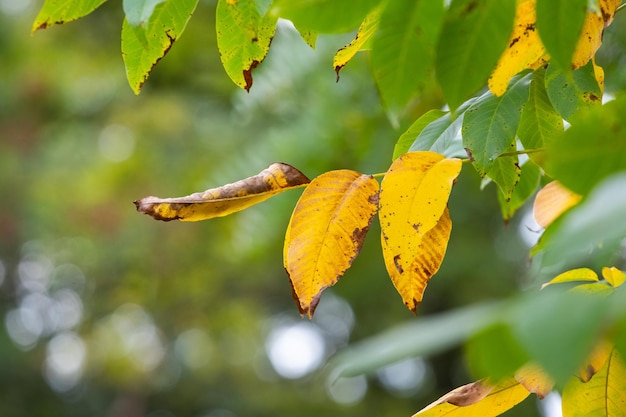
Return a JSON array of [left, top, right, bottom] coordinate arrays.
[[135, 162, 310, 221]]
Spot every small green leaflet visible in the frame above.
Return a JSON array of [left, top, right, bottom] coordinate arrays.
[[32, 0, 108, 32]]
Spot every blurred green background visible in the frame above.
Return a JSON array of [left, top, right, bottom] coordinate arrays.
[[1, 1, 625, 416]]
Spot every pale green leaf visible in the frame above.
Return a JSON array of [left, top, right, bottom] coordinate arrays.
[[393, 110, 446, 160], [497, 160, 540, 221], [123, 0, 165, 26], [32, 0, 107, 32]]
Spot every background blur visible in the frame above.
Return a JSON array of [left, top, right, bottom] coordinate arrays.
[[1, 1, 625, 416]]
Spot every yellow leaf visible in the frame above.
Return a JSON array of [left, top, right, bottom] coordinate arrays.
[[562, 349, 626, 417], [541, 268, 599, 289], [576, 340, 613, 383], [284, 170, 379, 317], [488, 0, 619, 96], [379, 152, 462, 313], [514, 363, 554, 399], [488, 0, 547, 97], [134, 162, 310, 221], [533, 180, 582, 228], [413, 378, 530, 417], [602, 266, 626, 288], [333, 5, 381, 80]]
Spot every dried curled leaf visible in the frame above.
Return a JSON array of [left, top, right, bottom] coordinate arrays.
[[413, 378, 530, 417], [135, 163, 310, 221], [284, 170, 379, 317], [379, 152, 462, 313]]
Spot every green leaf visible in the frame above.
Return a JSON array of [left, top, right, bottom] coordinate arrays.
[[293, 24, 318, 49], [270, 0, 380, 33], [327, 302, 502, 379], [393, 110, 446, 160], [462, 74, 531, 176], [32, 0, 108, 32], [466, 323, 530, 381], [408, 112, 468, 159], [123, 0, 165, 27], [215, 0, 277, 92], [121, 0, 198, 95], [487, 148, 520, 202], [518, 67, 564, 169], [436, 0, 516, 110], [546, 95, 626, 195], [537, 174, 626, 268], [545, 60, 603, 122], [497, 160, 540, 221], [371, 0, 444, 117], [510, 288, 609, 387], [536, 0, 587, 73]]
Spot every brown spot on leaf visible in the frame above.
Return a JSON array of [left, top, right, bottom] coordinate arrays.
[[243, 60, 259, 92], [393, 255, 404, 274], [509, 37, 519, 48], [464, 148, 475, 162], [446, 380, 492, 406], [464, 1, 478, 14]]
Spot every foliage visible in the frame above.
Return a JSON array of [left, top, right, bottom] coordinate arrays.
[[23, 0, 626, 415]]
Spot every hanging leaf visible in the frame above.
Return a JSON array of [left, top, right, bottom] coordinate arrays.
[[514, 363, 554, 399], [121, 0, 199, 94], [270, 0, 380, 34], [535, 0, 587, 73], [284, 170, 379, 317], [486, 146, 520, 202], [333, 5, 381, 79], [462, 74, 531, 176], [488, 0, 548, 97], [517, 66, 564, 168], [372, 0, 444, 116], [135, 162, 310, 221], [571, 0, 621, 69], [413, 378, 530, 417], [436, 0, 516, 110], [533, 181, 581, 228], [545, 60, 603, 122], [32, 0, 107, 32], [293, 24, 318, 49], [562, 349, 626, 417], [408, 112, 468, 160], [393, 110, 446, 160], [215, 0, 277, 92], [575, 340, 613, 382], [379, 152, 462, 313]]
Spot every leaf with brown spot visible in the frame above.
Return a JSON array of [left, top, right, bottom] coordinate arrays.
[[333, 5, 381, 80], [121, 0, 199, 94], [514, 363, 554, 399], [216, 0, 276, 91], [379, 152, 462, 313], [413, 378, 530, 416], [533, 180, 581, 228], [284, 170, 379, 317], [32, 0, 107, 33], [135, 163, 310, 222]]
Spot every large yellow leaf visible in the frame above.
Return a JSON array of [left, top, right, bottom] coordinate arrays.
[[533, 180, 581, 228], [413, 378, 530, 417], [284, 170, 379, 317], [562, 349, 626, 417], [379, 152, 462, 313], [488, 0, 618, 96], [135, 163, 310, 221]]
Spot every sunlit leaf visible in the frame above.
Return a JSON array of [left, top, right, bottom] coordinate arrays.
[[135, 162, 310, 221], [32, 0, 107, 32], [121, 0, 199, 94], [462, 74, 530, 176], [215, 0, 277, 92], [333, 5, 381, 79], [270, 0, 380, 33], [546, 96, 626, 195], [517, 66, 564, 168], [602, 267, 626, 288], [545, 60, 603, 122], [379, 152, 462, 313], [571, 0, 621, 69], [541, 268, 599, 289], [488, 0, 548, 97], [514, 363, 554, 399], [436, 0, 516, 110], [533, 181, 581, 229], [562, 349, 626, 417], [497, 160, 540, 221], [413, 378, 530, 417], [371, 0, 444, 116], [575, 340, 613, 382], [284, 170, 379, 317], [535, 0, 587, 73]]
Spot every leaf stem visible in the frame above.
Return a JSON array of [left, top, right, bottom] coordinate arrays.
[[498, 148, 545, 158], [617, 2, 626, 13]]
